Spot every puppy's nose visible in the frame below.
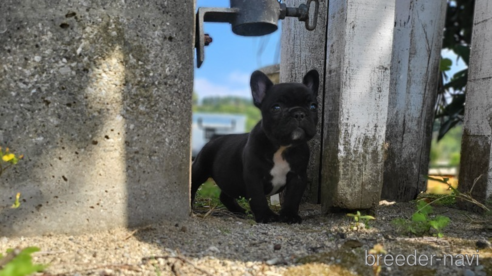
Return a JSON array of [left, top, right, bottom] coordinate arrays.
[[294, 111, 306, 120]]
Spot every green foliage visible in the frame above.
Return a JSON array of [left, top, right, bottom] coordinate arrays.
[[347, 211, 375, 229], [347, 211, 375, 223], [194, 180, 222, 209], [237, 197, 254, 219], [0, 148, 46, 275], [439, 58, 452, 72], [429, 124, 462, 167], [193, 96, 261, 131], [0, 247, 46, 276], [392, 200, 450, 238], [436, 0, 474, 140]]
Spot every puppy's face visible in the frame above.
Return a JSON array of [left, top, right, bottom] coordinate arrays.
[[250, 70, 319, 146]]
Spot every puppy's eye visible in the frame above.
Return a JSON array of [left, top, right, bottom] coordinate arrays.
[[309, 103, 317, 110], [271, 104, 281, 112]]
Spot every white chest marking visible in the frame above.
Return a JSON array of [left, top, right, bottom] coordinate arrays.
[[269, 146, 291, 195]]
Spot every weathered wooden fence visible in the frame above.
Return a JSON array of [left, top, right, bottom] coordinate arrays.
[[458, 0, 492, 211], [382, 0, 447, 202], [282, 0, 492, 210]]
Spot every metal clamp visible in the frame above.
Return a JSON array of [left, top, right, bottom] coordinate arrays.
[[194, 0, 320, 68], [279, 0, 319, 31]]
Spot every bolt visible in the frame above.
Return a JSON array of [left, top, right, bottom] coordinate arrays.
[[204, 34, 213, 46]]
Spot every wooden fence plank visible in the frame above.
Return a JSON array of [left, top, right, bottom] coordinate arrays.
[[321, 0, 395, 211], [382, 0, 447, 201], [458, 0, 492, 211]]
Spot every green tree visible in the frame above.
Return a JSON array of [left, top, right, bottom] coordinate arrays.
[[435, 0, 474, 140], [193, 96, 261, 131]]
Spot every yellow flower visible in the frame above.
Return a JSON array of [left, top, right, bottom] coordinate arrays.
[[2, 153, 15, 162]]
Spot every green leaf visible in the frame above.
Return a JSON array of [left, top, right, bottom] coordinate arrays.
[[430, 216, 450, 230], [440, 58, 452, 72], [360, 215, 376, 221], [416, 200, 432, 215], [438, 117, 461, 141], [412, 213, 427, 222], [443, 70, 468, 92], [453, 45, 470, 65], [0, 247, 46, 276]]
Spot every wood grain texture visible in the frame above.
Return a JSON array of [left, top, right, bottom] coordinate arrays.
[[458, 0, 492, 208], [382, 0, 447, 201], [280, 0, 328, 203], [321, 0, 395, 211]]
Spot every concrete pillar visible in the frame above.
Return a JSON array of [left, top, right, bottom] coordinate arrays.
[[280, 0, 329, 203], [321, 0, 395, 211], [382, 0, 447, 201], [458, 0, 492, 211], [0, 0, 194, 236]]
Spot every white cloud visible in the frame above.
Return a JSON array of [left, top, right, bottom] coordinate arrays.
[[194, 77, 251, 100]]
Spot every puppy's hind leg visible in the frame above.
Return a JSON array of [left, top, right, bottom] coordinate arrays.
[[219, 192, 246, 216], [191, 161, 210, 208]]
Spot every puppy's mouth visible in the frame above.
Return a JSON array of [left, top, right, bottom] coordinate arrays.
[[291, 128, 306, 141]]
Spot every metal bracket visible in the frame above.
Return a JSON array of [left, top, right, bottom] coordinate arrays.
[[195, 8, 239, 68], [195, 0, 319, 68]]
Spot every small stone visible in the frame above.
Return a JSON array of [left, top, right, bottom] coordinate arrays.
[[34, 56, 42, 62], [208, 246, 220, 253], [476, 239, 491, 249], [343, 239, 363, 248], [266, 258, 280, 265], [464, 268, 475, 276], [180, 226, 187, 232], [273, 244, 281, 251], [59, 66, 71, 75], [475, 265, 484, 271]]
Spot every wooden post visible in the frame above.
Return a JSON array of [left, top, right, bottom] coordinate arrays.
[[458, 0, 492, 211], [280, 0, 328, 203], [382, 0, 447, 201], [320, 0, 395, 211]]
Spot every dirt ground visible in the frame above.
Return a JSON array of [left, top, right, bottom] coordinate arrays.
[[1, 201, 491, 276]]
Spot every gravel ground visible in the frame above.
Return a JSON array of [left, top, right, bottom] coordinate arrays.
[[1, 202, 491, 276]]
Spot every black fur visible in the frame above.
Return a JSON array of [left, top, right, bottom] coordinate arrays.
[[191, 70, 319, 223]]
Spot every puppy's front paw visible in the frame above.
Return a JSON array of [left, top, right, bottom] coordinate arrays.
[[280, 214, 302, 224], [254, 212, 280, 224]]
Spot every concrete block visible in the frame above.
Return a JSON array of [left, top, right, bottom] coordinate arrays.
[[0, 0, 194, 236]]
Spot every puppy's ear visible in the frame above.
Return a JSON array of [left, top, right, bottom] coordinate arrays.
[[302, 70, 319, 97], [250, 70, 273, 107]]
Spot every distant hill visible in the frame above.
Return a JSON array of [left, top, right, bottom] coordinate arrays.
[[193, 96, 261, 131]]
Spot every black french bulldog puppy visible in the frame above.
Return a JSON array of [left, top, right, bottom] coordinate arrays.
[[191, 70, 319, 223]]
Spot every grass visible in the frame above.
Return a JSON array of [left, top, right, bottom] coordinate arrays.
[[194, 179, 280, 218], [194, 180, 222, 209]]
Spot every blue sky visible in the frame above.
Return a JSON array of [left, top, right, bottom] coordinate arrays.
[[194, 0, 281, 101], [194, 0, 466, 101]]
